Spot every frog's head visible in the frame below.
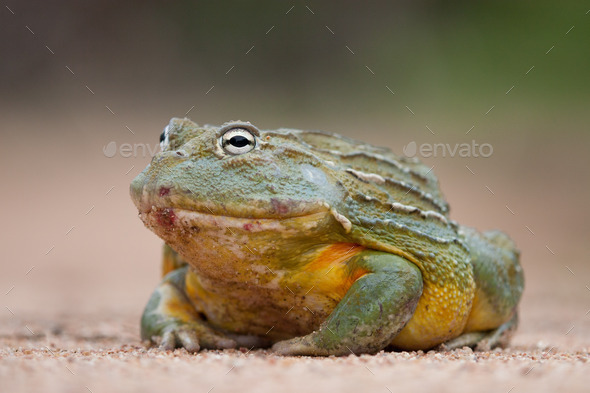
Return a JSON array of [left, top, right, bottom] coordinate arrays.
[[130, 118, 345, 230]]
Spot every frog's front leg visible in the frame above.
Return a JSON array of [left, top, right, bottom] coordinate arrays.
[[141, 266, 237, 352], [272, 250, 423, 356]]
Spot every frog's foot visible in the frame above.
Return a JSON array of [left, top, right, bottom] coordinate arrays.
[[141, 267, 237, 352], [272, 333, 344, 357], [152, 320, 237, 352], [272, 251, 423, 356], [437, 312, 518, 351]]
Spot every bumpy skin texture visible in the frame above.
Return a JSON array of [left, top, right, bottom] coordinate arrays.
[[130, 118, 524, 356]]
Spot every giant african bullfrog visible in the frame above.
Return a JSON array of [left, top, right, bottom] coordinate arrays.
[[130, 118, 524, 356]]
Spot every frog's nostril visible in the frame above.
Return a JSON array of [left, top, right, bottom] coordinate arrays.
[[159, 187, 171, 197]]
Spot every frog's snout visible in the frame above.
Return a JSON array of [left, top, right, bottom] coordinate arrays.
[[130, 171, 146, 212], [129, 162, 197, 215]]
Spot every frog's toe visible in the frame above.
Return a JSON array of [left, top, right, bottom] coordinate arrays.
[[175, 327, 202, 352], [159, 325, 201, 352], [272, 337, 315, 356], [436, 331, 486, 351], [271, 336, 338, 356], [198, 331, 237, 350], [159, 329, 179, 351]]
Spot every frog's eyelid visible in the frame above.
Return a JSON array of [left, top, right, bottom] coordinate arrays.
[[217, 121, 260, 138]]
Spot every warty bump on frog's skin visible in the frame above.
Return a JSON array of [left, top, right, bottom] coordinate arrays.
[[130, 118, 523, 354]]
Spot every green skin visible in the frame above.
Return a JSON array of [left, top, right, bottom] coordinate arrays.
[[130, 118, 524, 356]]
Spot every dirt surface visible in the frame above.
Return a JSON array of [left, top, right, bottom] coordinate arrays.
[[1, 307, 589, 393], [1, 113, 589, 392]]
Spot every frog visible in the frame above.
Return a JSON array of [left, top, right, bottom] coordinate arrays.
[[129, 118, 524, 356]]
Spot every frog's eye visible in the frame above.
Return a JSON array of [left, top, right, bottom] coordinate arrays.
[[160, 125, 170, 150], [220, 128, 256, 155]]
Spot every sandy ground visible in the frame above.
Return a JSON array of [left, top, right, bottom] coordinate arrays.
[[1, 112, 589, 392], [2, 304, 590, 393]]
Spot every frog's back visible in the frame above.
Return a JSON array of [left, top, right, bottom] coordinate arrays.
[[282, 129, 449, 213], [269, 127, 457, 247]]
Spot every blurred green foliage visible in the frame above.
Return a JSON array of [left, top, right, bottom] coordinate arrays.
[[2, 0, 588, 129], [158, 1, 589, 105]]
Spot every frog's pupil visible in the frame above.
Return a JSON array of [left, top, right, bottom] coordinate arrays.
[[229, 135, 250, 148], [159, 131, 165, 143]]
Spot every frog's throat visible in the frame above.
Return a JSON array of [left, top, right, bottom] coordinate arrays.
[[139, 207, 337, 272]]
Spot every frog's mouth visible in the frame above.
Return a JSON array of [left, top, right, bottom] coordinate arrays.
[[134, 197, 331, 224], [139, 206, 330, 235]]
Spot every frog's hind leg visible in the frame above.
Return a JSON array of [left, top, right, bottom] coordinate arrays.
[[457, 227, 524, 349], [438, 312, 518, 351]]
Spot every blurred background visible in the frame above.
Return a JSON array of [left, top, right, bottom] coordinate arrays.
[[1, 0, 589, 351]]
